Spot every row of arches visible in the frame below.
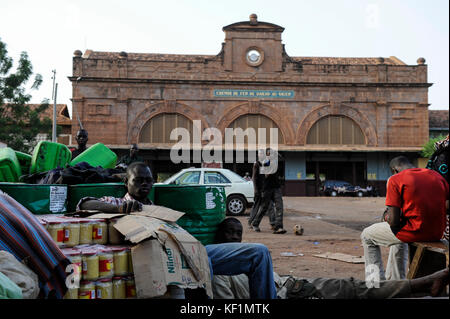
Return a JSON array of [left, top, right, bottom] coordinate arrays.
[[139, 113, 366, 146], [130, 101, 376, 146]]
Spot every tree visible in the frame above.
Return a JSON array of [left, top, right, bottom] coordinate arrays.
[[0, 37, 52, 153], [420, 135, 446, 159]]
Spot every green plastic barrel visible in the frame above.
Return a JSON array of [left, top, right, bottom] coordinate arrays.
[[0, 148, 21, 182], [30, 141, 72, 174], [15, 151, 32, 176], [70, 143, 117, 169], [67, 182, 127, 212], [0, 182, 68, 214], [151, 185, 226, 245]]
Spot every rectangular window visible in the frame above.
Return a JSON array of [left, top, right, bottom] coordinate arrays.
[[204, 172, 231, 184]]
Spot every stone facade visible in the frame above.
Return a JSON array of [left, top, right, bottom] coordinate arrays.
[[69, 14, 431, 195], [428, 110, 449, 138]]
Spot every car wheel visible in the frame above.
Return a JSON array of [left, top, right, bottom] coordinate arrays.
[[331, 190, 337, 197], [357, 191, 363, 197], [227, 195, 246, 216]]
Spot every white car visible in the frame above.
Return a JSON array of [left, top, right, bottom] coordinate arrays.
[[156, 168, 254, 216]]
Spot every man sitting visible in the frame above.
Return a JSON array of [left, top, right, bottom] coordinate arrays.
[[77, 161, 153, 213], [361, 156, 449, 281], [211, 218, 449, 299]]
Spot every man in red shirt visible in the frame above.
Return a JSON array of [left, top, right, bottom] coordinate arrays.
[[361, 156, 449, 282]]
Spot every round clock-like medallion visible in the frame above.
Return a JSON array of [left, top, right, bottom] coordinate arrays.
[[245, 48, 264, 66]]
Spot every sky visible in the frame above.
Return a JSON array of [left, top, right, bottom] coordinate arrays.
[[0, 0, 448, 117]]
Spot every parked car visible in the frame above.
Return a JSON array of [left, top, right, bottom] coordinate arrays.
[[155, 168, 254, 216], [320, 180, 369, 197]]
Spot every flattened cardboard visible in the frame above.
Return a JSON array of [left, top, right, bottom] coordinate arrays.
[[113, 210, 212, 299], [131, 204, 184, 222], [113, 215, 157, 243], [87, 213, 125, 220], [132, 238, 212, 299], [313, 252, 365, 264]]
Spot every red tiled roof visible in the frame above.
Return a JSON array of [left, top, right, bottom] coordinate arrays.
[[84, 50, 216, 63], [10, 104, 72, 125], [291, 56, 403, 65], [83, 50, 405, 65]]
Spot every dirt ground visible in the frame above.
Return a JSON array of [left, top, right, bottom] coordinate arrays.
[[237, 196, 392, 281]]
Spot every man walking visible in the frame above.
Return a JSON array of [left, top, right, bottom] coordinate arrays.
[[247, 158, 275, 230], [251, 148, 286, 234]]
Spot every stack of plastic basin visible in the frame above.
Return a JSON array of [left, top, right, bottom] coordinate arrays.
[[0, 147, 22, 182], [30, 141, 72, 174], [69, 143, 117, 169], [150, 184, 226, 245], [15, 151, 32, 176]]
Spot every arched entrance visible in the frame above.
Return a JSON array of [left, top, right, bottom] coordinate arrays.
[[304, 114, 369, 196], [138, 113, 193, 144], [222, 113, 285, 176]]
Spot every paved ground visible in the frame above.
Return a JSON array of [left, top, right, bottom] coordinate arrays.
[[236, 196, 391, 280]]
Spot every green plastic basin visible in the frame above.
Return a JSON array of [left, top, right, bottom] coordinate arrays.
[[30, 141, 71, 174], [0, 182, 68, 214], [70, 143, 117, 169], [0, 148, 21, 182], [150, 184, 226, 245]]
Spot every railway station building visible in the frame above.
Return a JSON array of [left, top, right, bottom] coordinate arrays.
[[69, 14, 432, 196]]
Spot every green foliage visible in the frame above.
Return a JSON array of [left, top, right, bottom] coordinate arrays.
[[421, 135, 446, 158], [0, 38, 52, 153]]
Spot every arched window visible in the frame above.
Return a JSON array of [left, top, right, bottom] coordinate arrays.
[[139, 113, 193, 143], [228, 114, 284, 145], [306, 115, 365, 145]]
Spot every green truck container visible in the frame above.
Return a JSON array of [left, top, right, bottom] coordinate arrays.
[[69, 143, 118, 169], [0, 148, 21, 182], [67, 182, 127, 212], [30, 141, 72, 174], [15, 151, 32, 176], [0, 182, 68, 214], [150, 184, 226, 245]]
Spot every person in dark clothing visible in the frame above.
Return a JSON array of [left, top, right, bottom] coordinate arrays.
[[247, 159, 275, 230], [71, 129, 88, 160], [251, 148, 286, 234], [117, 144, 145, 167]]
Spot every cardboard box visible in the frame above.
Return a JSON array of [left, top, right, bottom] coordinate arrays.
[[112, 206, 212, 299]]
